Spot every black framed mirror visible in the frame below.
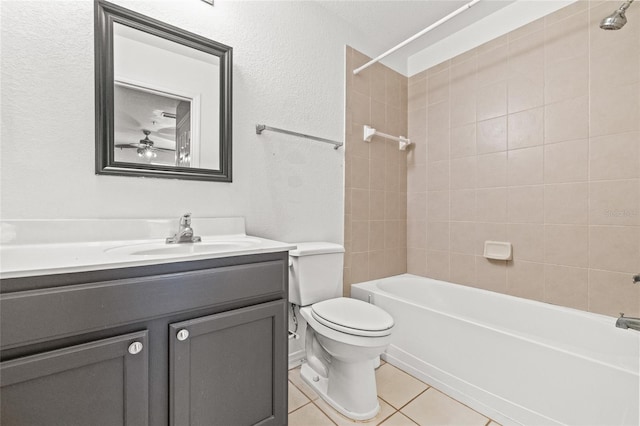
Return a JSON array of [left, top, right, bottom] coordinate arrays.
[[95, 0, 232, 181]]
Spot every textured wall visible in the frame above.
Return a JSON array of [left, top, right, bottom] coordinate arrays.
[[406, 1, 640, 317], [0, 0, 379, 244], [343, 47, 408, 295]]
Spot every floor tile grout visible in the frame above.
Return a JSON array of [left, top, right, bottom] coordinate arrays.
[[379, 363, 492, 424], [394, 387, 430, 412], [287, 377, 315, 403], [373, 408, 396, 426], [309, 399, 339, 425], [287, 399, 311, 416], [289, 365, 497, 426]]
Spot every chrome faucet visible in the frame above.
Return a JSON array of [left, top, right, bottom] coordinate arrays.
[[616, 313, 640, 332], [166, 213, 202, 244]]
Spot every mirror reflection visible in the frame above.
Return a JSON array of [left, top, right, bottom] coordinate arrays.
[[114, 84, 189, 165], [113, 23, 220, 169]]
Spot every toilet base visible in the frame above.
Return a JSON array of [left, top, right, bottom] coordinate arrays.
[[300, 363, 380, 421]]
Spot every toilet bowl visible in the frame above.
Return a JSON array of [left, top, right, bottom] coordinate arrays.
[[298, 298, 393, 420], [288, 242, 394, 420]]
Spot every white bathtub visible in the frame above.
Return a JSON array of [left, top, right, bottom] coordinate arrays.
[[352, 274, 640, 426]]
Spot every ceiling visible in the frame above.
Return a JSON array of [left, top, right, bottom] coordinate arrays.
[[314, 1, 578, 75], [315, 0, 516, 62], [114, 84, 180, 149]]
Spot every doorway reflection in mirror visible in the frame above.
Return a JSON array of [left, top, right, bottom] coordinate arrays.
[[114, 83, 196, 167]]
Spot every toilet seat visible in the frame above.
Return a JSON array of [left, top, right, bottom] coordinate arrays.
[[311, 298, 394, 337]]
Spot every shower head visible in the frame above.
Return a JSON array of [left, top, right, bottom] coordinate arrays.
[[600, 9, 628, 29], [600, 0, 634, 30]]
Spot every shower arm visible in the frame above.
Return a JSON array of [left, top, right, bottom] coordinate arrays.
[[619, 0, 634, 12]]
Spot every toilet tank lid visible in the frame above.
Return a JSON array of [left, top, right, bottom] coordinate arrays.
[[289, 242, 345, 257]]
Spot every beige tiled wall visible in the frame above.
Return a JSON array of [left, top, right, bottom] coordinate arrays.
[[407, 1, 640, 317], [344, 46, 408, 295]]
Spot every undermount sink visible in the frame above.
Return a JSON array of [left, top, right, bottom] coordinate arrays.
[[106, 238, 262, 257]]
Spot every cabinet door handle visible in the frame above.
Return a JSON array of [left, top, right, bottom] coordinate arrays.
[[176, 329, 190, 341], [128, 341, 144, 355]]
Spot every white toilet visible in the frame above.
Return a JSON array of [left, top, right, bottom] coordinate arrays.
[[289, 242, 394, 420]]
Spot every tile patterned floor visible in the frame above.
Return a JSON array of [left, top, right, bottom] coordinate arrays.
[[288, 361, 501, 426]]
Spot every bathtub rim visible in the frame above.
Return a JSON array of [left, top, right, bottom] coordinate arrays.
[[353, 273, 616, 325]]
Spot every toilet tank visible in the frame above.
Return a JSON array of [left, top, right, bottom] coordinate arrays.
[[288, 242, 345, 306]]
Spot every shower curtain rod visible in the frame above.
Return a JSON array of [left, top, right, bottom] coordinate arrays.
[[353, 0, 482, 75], [363, 125, 412, 151]]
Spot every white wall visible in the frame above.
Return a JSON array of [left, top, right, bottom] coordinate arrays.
[[0, 0, 382, 244]]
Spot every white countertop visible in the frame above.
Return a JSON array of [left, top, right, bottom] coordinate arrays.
[[0, 218, 296, 279]]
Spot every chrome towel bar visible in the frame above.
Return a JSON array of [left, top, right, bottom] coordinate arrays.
[[256, 124, 343, 150]]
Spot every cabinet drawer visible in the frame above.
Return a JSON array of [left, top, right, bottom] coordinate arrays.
[[1, 260, 285, 349], [1, 330, 148, 426]]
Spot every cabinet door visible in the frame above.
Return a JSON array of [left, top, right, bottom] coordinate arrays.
[[1, 330, 148, 426], [170, 300, 287, 426]]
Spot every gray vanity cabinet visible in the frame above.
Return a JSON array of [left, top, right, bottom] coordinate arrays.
[[1, 330, 149, 426], [0, 252, 288, 426], [170, 301, 286, 426]]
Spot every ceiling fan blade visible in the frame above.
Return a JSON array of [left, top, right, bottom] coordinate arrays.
[[157, 127, 176, 136], [114, 110, 142, 130], [153, 146, 176, 152]]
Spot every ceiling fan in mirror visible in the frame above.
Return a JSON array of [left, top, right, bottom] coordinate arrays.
[[115, 129, 175, 160]]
